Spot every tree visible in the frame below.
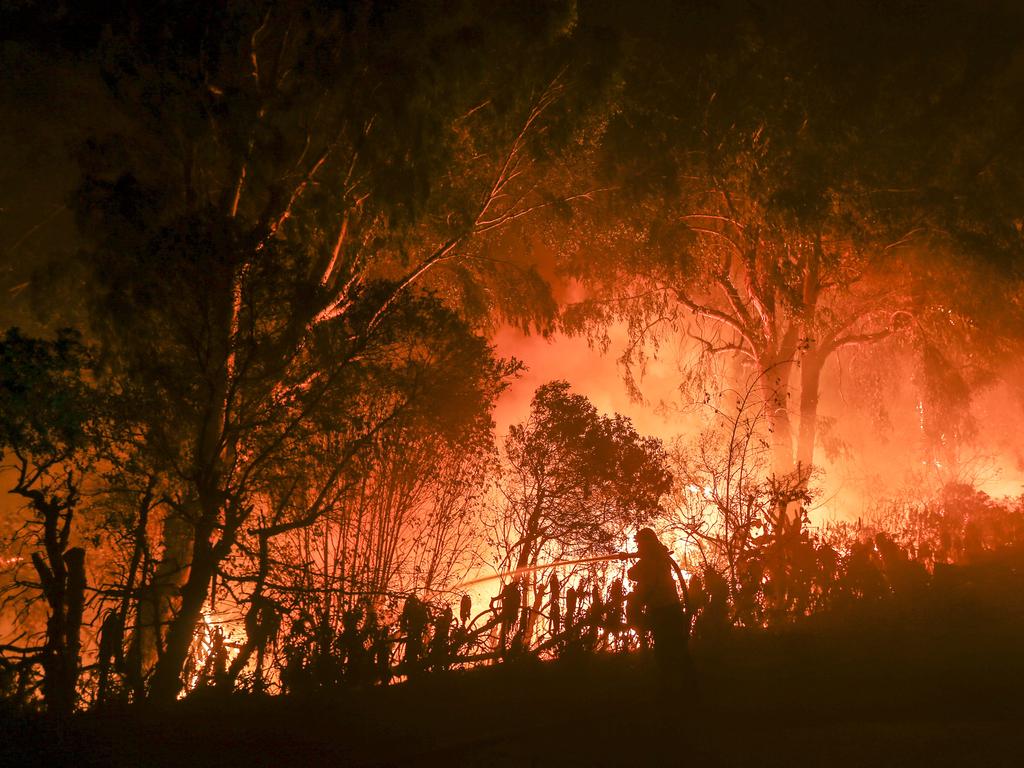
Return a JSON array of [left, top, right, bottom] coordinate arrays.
[[57, 1, 614, 702], [666, 373, 775, 594], [0, 329, 113, 714], [560, 0, 1024, 488], [213, 296, 512, 692], [494, 381, 672, 644]]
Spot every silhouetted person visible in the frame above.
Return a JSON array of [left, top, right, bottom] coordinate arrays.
[[627, 528, 692, 691]]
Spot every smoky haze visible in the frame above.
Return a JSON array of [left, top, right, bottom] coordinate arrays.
[[494, 318, 1024, 521], [4, 8, 1024, 758]]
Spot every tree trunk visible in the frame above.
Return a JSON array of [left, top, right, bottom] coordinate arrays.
[[148, 299, 234, 704], [147, 527, 216, 703], [796, 351, 824, 471], [62, 548, 86, 708], [759, 358, 796, 477], [521, 574, 546, 648], [32, 545, 86, 716], [138, 511, 194, 672], [223, 534, 273, 690]]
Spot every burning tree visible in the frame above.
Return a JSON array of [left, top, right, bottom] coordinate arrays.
[[560, 1, 1024, 494], [45, 1, 617, 702], [665, 374, 776, 591], [212, 297, 511, 693], [664, 362, 830, 629]]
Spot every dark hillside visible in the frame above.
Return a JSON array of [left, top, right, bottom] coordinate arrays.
[[7, 601, 1024, 768]]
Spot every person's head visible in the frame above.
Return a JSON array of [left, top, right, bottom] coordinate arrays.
[[636, 527, 661, 554]]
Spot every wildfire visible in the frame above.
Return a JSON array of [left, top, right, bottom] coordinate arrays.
[[686, 484, 715, 500], [179, 610, 246, 698]]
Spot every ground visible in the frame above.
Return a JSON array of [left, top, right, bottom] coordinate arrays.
[[4, 609, 1024, 767]]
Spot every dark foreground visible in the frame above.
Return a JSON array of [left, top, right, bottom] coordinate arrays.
[[4, 611, 1024, 767]]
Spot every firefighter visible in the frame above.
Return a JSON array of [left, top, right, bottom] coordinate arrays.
[[626, 528, 692, 688]]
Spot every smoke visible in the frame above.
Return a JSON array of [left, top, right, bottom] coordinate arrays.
[[492, 321, 697, 442], [491, 321, 1024, 530]]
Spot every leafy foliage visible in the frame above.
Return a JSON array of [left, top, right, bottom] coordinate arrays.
[[500, 380, 672, 568]]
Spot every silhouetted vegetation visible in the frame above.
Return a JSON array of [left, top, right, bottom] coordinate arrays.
[[3, 1, 1024, 765]]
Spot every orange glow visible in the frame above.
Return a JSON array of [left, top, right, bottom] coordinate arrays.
[[179, 610, 245, 698]]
